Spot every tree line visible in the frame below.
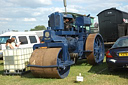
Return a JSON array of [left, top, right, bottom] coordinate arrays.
[[30, 25, 46, 31]]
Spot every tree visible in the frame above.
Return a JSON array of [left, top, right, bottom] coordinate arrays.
[[30, 25, 46, 31]]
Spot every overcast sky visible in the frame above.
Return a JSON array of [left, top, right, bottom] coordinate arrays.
[[0, 0, 128, 33]]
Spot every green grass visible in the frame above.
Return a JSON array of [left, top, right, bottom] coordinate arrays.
[[0, 59, 128, 85]]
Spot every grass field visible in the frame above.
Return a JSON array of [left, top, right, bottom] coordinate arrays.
[[0, 59, 128, 85]]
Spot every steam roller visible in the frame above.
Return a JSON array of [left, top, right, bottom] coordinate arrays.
[[28, 12, 105, 79]]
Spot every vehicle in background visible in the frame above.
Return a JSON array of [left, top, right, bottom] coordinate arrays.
[[0, 32, 40, 58], [106, 36, 128, 71], [29, 30, 44, 42], [97, 7, 128, 42]]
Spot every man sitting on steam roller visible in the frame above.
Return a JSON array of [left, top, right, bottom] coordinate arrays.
[[64, 17, 74, 31]]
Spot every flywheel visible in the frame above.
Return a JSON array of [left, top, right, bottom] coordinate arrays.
[[86, 33, 104, 65]]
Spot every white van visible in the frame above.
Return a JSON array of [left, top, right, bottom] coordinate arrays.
[[0, 32, 40, 58]]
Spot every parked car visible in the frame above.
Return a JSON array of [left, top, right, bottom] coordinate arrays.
[[106, 36, 128, 71], [0, 32, 40, 58]]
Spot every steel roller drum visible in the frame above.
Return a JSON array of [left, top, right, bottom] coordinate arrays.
[[86, 33, 104, 65], [29, 48, 70, 79]]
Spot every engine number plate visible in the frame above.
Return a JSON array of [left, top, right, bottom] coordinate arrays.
[[119, 52, 128, 56]]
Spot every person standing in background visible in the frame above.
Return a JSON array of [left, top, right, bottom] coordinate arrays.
[[11, 37, 20, 48], [5, 39, 14, 49]]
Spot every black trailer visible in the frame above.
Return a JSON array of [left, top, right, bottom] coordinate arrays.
[[97, 8, 128, 42]]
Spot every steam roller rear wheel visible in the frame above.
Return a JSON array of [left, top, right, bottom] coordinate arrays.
[[86, 33, 104, 65], [29, 48, 70, 79]]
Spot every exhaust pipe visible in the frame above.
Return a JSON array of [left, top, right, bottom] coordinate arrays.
[[63, 0, 67, 13]]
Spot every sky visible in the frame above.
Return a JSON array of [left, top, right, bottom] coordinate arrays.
[[0, 0, 128, 33]]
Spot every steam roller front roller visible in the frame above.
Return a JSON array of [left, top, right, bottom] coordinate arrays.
[[86, 33, 104, 65], [29, 48, 70, 79]]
